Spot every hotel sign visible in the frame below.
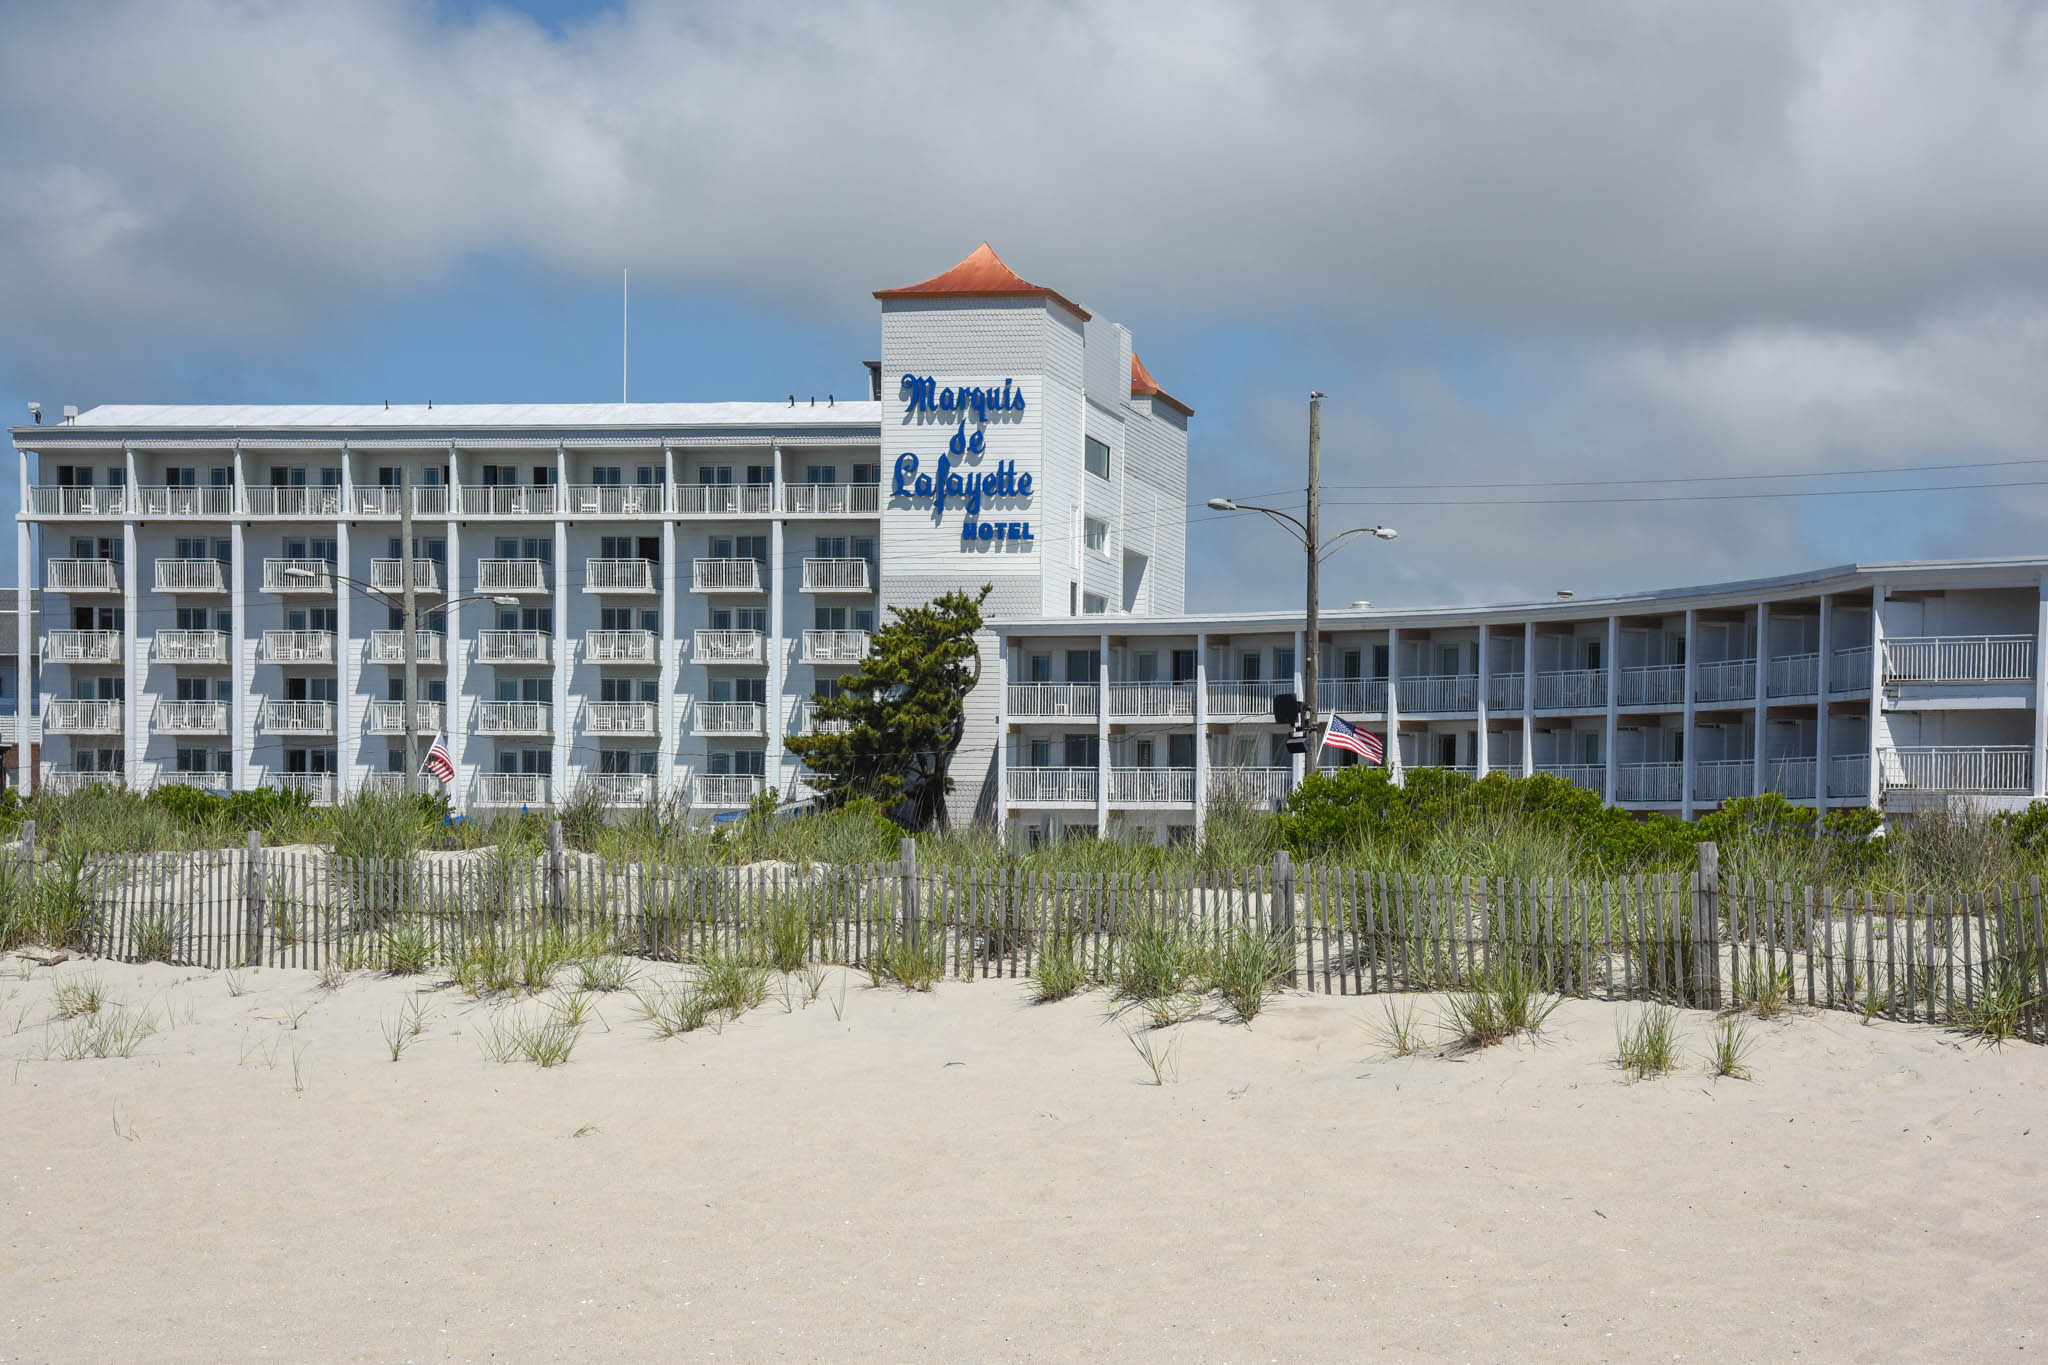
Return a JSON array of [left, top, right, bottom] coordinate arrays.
[[893, 373, 1035, 545]]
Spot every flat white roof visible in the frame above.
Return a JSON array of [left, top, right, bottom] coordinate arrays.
[[14, 401, 883, 432]]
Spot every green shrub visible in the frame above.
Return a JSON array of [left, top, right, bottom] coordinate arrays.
[[1112, 921, 1208, 1004], [1443, 963, 1560, 1048], [1209, 926, 1291, 1022]]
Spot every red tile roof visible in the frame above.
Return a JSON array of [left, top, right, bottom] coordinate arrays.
[[874, 243, 1091, 321], [1130, 352, 1193, 417]]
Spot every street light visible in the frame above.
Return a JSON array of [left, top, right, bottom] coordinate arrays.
[[1210, 392, 1397, 768]]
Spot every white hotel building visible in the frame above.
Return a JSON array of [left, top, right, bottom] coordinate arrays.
[[12, 245, 2048, 835]]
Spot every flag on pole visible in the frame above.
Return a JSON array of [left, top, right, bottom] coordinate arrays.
[[1322, 714, 1385, 765], [422, 735, 455, 785]]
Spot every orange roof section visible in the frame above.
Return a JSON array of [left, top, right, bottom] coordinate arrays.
[[1130, 352, 1194, 417], [874, 243, 1091, 321]]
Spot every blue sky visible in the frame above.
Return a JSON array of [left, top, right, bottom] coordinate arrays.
[[5, 1, 2048, 609]]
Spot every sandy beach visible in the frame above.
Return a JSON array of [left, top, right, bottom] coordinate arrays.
[[3, 952, 2045, 1363]]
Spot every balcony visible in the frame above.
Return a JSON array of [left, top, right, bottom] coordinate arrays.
[[259, 701, 333, 736], [584, 701, 659, 737], [476, 701, 552, 736], [1317, 677, 1389, 715], [258, 630, 337, 665], [801, 630, 870, 666], [563, 484, 666, 516], [475, 631, 552, 665], [693, 773, 764, 808], [477, 558, 549, 594], [1486, 672, 1525, 711], [584, 558, 657, 594], [28, 486, 128, 517], [359, 774, 415, 799], [263, 559, 334, 593], [1108, 767, 1195, 805], [1209, 767, 1294, 810], [675, 484, 774, 516], [1209, 679, 1289, 717], [1108, 682, 1196, 719], [1766, 653, 1821, 699], [45, 700, 124, 735], [475, 774, 551, 808], [784, 483, 882, 515], [459, 485, 559, 517], [584, 630, 658, 665], [1535, 763, 1604, 793], [693, 558, 763, 593], [1692, 759, 1755, 803], [48, 559, 122, 593], [153, 701, 230, 736], [154, 558, 227, 593], [1883, 635, 2036, 685], [153, 629, 229, 665], [42, 630, 121, 665], [1006, 767, 1098, 804], [1007, 683, 1099, 718], [1829, 646, 1873, 692], [1829, 754, 1870, 799], [136, 485, 233, 517], [1616, 665, 1684, 707], [1694, 658, 1756, 705], [697, 629, 767, 664], [370, 559, 443, 594], [801, 558, 872, 593], [586, 772, 657, 808], [44, 769, 125, 795], [367, 700, 445, 736], [1397, 674, 1477, 714], [1762, 756, 1817, 800], [1615, 762, 1683, 803], [368, 630, 446, 665], [693, 701, 766, 737], [353, 484, 450, 518], [795, 698, 850, 736], [245, 486, 342, 518], [155, 772, 231, 796], [1534, 669, 1606, 711], [1881, 745, 2033, 796]]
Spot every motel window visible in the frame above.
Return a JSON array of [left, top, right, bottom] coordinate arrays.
[[1082, 593, 1107, 615], [1028, 654, 1052, 683], [1342, 648, 1363, 680], [1085, 436, 1111, 481], [1084, 517, 1109, 554], [806, 465, 838, 485], [852, 463, 879, 485]]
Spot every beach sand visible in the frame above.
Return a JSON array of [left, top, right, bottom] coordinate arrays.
[[2, 952, 2044, 1362]]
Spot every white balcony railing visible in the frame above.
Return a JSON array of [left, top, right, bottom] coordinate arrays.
[[1396, 674, 1477, 713], [1881, 746, 2033, 795], [1694, 658, 1757, 705], [693, 773, 765, 808], [1006, 768, 1098, 804], [136, 485, 234, 517], [693, 701, 766, 737], [153, 558, 227, 593], [366, 700, 445, 736], [1318, 678, 1389, 715], [47, 559, 122, 593], [696, 629, 767, 664], [368, 631, 446, 665], [1535, 763, 1605, 793], [675, 484, 775, 516], [352, 487, 402, 517], [1206, 679, 1288, 716], [260, 701, 335, 736], [263, 558, 334, 593], [795, 698, 851, 736], [459, 485, 558, 517], [154, 772, 231, 796], [801, 630, 870, 666], [475, 774, 551, 808], [476, 631, 552, 665], [259, 630, 337, 665], [783, 483, 882, 515], [1692, 759, 1755, 803], [1766, 653, 1821, 699], [1534, 669, 1606, 711], [1108, 682, 1196, 718], [584, 558, 657, 593], [1108, 767, 1195, 804], [1829, 646, 1873, 692], [1615, 762, 1683, 803], [1209, 768, 1294, 809], [1006, 683, 1099, 718], [801, 558, 872, 593], [42, 769, 124, 795], [369, 559, 443, 594], [583, 630, 659, 665], [477, 558, 549, 593], [562, 484, 667, 517], [475, 701, 552, 736], [45, 700, 124, 735], [42, 630, 121, 664], [359, 774, 414, 798], [28, 486, 129, 517], [1883, 636, 2036, 685], [1763, 756, 1817, 800], [1485, 672, 1525, 711], [1616, 665, 1684, 707], [153, 629, 229, 664], [587, 772, 658, 807], [152, 701, 231, 735], [584, 701, 659, 736], [245, 486, 342, 517], [1829, 754, 1870, 799], [692, 558, 763, 593]]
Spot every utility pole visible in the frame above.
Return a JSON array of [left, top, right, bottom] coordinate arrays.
[[1303, 392, 1323, 764], [400, 470, 421, 795]]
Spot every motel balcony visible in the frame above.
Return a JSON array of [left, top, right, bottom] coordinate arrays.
[[1534, 669, 1606, 711], [1830, 647, 1874, 692], [1614, 762, 1684, 804], [245, 486, 342, 518], [258, 630, 337, 665], [586, 772, 657, 808], [1006, 767, 1098, 804], [1210, 679, 1293, 718], [369, 558, 443, 595], [692, 557, 763, 593], [1830, 754, 1870, 799], [800, 558, 872, 593], [154, 558, 228, 593], [263, 558, 334, 593], [153, 701, 231, 736], [155, 772, 232, 796], [1883, 636, 2036, 685], [563, 483, 667, 517], [784, 482, 882, 515], [28, 486, 130, 517], [153, 629, 229, 665], [693, 773, 765, 809], [474, 774, 551, 808], [1487, 672, 1526, 711], [475, 630, 552, 665], [260, 701, 335, 737], [692, 701, 766, 738], [584, 558, 658, 594], [135, 485, 234, 517], [1766, 654, 1822, 699], [1315, 677, 1391, 715], [368, 631, 446, 666], [1108, 767, 1195, 805], [459, 485, 559, 517], [1762, 756, 1818, 800], [47, 559, 123, 593], [366, 700, 445, 736], [583, 629, 658, 665], [674, 484, 775, 516], [1616, 665, 1685, 707], [43, 770, 124, 795], [360, 774, 415, 798], [1108, 682, 1196, 719], [1693, 658, 1757, 706], [1209, 767, 1295, 810], [1880, 745, 2033, 796], [1692, 759, 1755, 803], [1006, 683, 1099, 719], [697, 629, 767, 665], [801, 630, 870, 666], [475, 701, 552, 737], [1396, 674, 1477, 714], [45, 700, 124, 735], [795, 698, 851, 736], [42, 630, 121, 665], [1534, 763, 1606, 793], [477, 558, 549, 594], [583, 701, 660, 738]]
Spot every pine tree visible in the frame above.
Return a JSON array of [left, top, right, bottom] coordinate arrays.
[[787, 586, 991, 830]]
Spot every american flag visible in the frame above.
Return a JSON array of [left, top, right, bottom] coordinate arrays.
[[422, 735, 455, 785], [1322, 714, 1385, 765]]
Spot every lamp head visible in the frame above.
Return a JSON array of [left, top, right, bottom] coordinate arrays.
[[1206, 497, 1237, 512], [282, 565, 315, 578], [1372, 526, 1398, 540], [489, 595, 519, 607]]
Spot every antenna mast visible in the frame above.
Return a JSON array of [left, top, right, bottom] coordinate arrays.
[[622, 267, 629, 403]]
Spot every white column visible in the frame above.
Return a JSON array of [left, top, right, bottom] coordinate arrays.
[[659, 442, 678, 801], [1095, 632, 1111, 834], [230, 441, 249, 793], [122, 517, 140, 787], [766, 442, 786, 794], [1752, 601, 1769, 797], [445, 444, 466, 811], [1475, 623, 1491, 778], [1868, 585, 1887, 811], [334, 520, 353, 796], [1290, 627, 1305, 786], [1386, 626, 1403, 782], [1816, 593, 1833, 811], [1192, 630, 1209, 835], [1603, 615, 1619, 806], [1680, 609, 1697, 820], [15, 443, 31, 791], [994, 641, 1011, 842], [2035, 574, 2048, 800], [1519, 622, 1534, 777], [553, 445, 570, 806]]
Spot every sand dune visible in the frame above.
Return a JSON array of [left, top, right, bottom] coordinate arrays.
[[2, 952, 2045, 1362]]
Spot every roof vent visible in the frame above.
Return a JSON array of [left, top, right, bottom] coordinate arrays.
[[62, 405, 77, 424]]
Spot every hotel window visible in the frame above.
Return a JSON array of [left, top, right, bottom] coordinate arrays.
[[1082, 593, 1107, 615], [1084, 436, 1111, 481], [806, 465, 838, 485], [852, 463, 879, 485], [1084, 517, 1109, 554]]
